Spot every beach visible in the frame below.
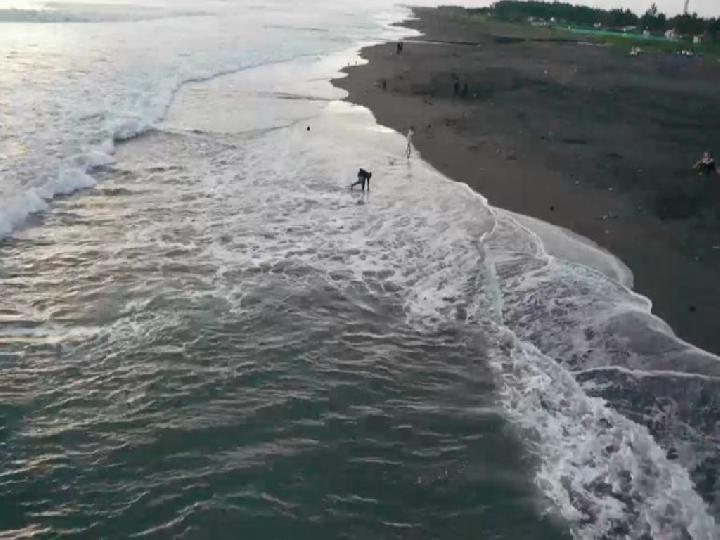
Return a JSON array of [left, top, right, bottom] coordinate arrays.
[[333, 6, 720, 355], [2, 2, 719, 537]]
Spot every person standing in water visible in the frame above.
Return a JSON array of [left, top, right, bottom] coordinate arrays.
[[350, 168, 372, 191], [694, 151, 718, 179], [406, 126, 414, 159]]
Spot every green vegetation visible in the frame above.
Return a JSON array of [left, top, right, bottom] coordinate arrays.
[[472, 1, 720, 46]]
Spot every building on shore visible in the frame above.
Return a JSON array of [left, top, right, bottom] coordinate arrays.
[[527, 16, 549, 27]]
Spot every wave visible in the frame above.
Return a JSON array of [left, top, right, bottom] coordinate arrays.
[[398, 159, 719, 537], [0, 51, 324, 242], [489, 332, 717, 539], [0, 6, 206, 24], [0, 141, 111, 238], [484, 208, 720, 537], [0, 0, 416, 243]]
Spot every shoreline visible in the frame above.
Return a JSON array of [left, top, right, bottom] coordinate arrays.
[[332, 7, 720, 355]]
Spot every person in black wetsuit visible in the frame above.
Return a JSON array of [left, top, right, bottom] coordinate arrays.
[[350, 168, 372, 191], [694, 151, 718, 179]]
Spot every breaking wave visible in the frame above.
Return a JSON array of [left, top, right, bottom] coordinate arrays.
[[402, 178, 719, 537]]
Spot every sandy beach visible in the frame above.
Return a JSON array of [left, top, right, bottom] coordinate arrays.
[[332, 7, 720, 355]]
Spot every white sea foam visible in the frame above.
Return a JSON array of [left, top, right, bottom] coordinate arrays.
[[404, 254, 719, 537], [0, 136, 117, 238], [0, 60, 305, 240], [506, 210, 634, 289], [0, 190, 48, 238], [459, 208, 719, 538], [0, 0, 423, 241], [488, 333, 718, 539], [393, 155, 719, 537]]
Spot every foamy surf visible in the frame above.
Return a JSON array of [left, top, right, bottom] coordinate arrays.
[[406, 257, 719, 538], [0, 55, 334, 239], [0, 0, 399, 241], [0, 139, 114, 239], [489, 333, 718, 539], [397, 157, 719, 537], [472, 209, 720, 538]]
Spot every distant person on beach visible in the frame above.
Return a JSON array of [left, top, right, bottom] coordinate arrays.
[[350, 168, 372, 191], [694, 151, 718, 179], [406, 127, 414, 159], [453, 78, 460, 97], [396, 42, 403, 54]]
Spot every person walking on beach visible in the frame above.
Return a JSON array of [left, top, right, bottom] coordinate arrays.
[[406, 126, 414, 159]]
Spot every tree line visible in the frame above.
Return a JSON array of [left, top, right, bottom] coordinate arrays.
[[473, 1, 720, 40]]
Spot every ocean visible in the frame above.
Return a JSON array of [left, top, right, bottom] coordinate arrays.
[[1, 1, 719, 538]]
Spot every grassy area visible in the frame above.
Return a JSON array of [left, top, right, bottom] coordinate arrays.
[[437, 7, 720, 57], [575, 30, 720, 56], [436, 7, 561, 40], [567, 27, 670, 42]]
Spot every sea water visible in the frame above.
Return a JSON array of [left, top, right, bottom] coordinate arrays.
[[1, 1, 719, 538]]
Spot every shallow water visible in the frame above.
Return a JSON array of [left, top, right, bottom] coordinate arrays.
[[1, 1, 720, 538]]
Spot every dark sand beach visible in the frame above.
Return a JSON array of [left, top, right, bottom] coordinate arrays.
[[333, 7, 720, 355]]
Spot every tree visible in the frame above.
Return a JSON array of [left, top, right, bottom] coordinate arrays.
[[671, 13, 705, 36], [707, 18, 720, 40], [640, 3, 666, 32], [601, 8, 638, 29]]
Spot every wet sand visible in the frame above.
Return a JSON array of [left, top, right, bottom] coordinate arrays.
[[333, 7, 720, 355]]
